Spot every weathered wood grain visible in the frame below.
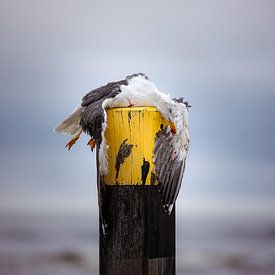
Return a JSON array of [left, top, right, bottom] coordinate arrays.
[[100, 186, 175, 275]]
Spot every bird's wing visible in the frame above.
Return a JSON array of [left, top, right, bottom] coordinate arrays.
[[80, 79, 129, 138], [80, 100, 105, 140], [81, 80, 127, 107], [54, 106, 84, 135], [81, 73, 147, 107], [95, 146, 108, 236], [154, 125, 189, 214]]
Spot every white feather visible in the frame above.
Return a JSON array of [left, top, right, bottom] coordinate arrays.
[[99, 75, 190, 176], [53, 105, 83, 135], [103, 76, 172, 120], [98, 99, 110, 175]]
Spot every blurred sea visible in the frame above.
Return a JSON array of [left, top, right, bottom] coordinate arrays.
[[0, 211, 274, 275]]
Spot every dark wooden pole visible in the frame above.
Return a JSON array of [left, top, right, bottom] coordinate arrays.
[[99, 107, 175, 275]]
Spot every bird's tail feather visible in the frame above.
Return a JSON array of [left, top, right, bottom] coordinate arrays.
[[53, 106, 84, 135]]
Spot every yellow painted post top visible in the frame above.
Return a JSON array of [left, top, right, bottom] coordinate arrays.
[[104, 106, 170, 185]]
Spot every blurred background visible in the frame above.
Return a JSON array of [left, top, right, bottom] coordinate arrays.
[[0, 0, 274, 274]]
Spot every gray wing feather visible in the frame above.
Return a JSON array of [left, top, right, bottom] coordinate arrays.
[[81, 80, 126, 107], [81, 73, 147, 107], [154, 127, 187, 213], [80, 100, 105, 140], [80, 81, 125, 139], [96, 146, 108, 236]]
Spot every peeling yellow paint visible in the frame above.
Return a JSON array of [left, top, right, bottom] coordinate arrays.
[[104, 107, 169, 185]]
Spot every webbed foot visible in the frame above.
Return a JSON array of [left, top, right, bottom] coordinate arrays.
[[87, 138, 96, 151], [65, 130, 82, 150]]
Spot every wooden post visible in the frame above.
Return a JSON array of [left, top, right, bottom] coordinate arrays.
[[100, 107, 175, 275]]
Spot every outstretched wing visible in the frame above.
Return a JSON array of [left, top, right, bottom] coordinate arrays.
[[154, 123, 189, 214]]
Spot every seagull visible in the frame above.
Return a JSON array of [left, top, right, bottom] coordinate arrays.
[[54, 73, 190, 234]]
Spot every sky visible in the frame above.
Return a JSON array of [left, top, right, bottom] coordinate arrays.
[[0, 0, 274, 217]]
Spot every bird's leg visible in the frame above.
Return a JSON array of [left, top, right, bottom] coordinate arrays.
[[87, 137, 96, 151], [65, 130, 82, 150], [169, 121, 177, 135]]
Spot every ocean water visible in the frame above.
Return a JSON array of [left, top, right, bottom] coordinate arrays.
[[0, 211, 274, 275]]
